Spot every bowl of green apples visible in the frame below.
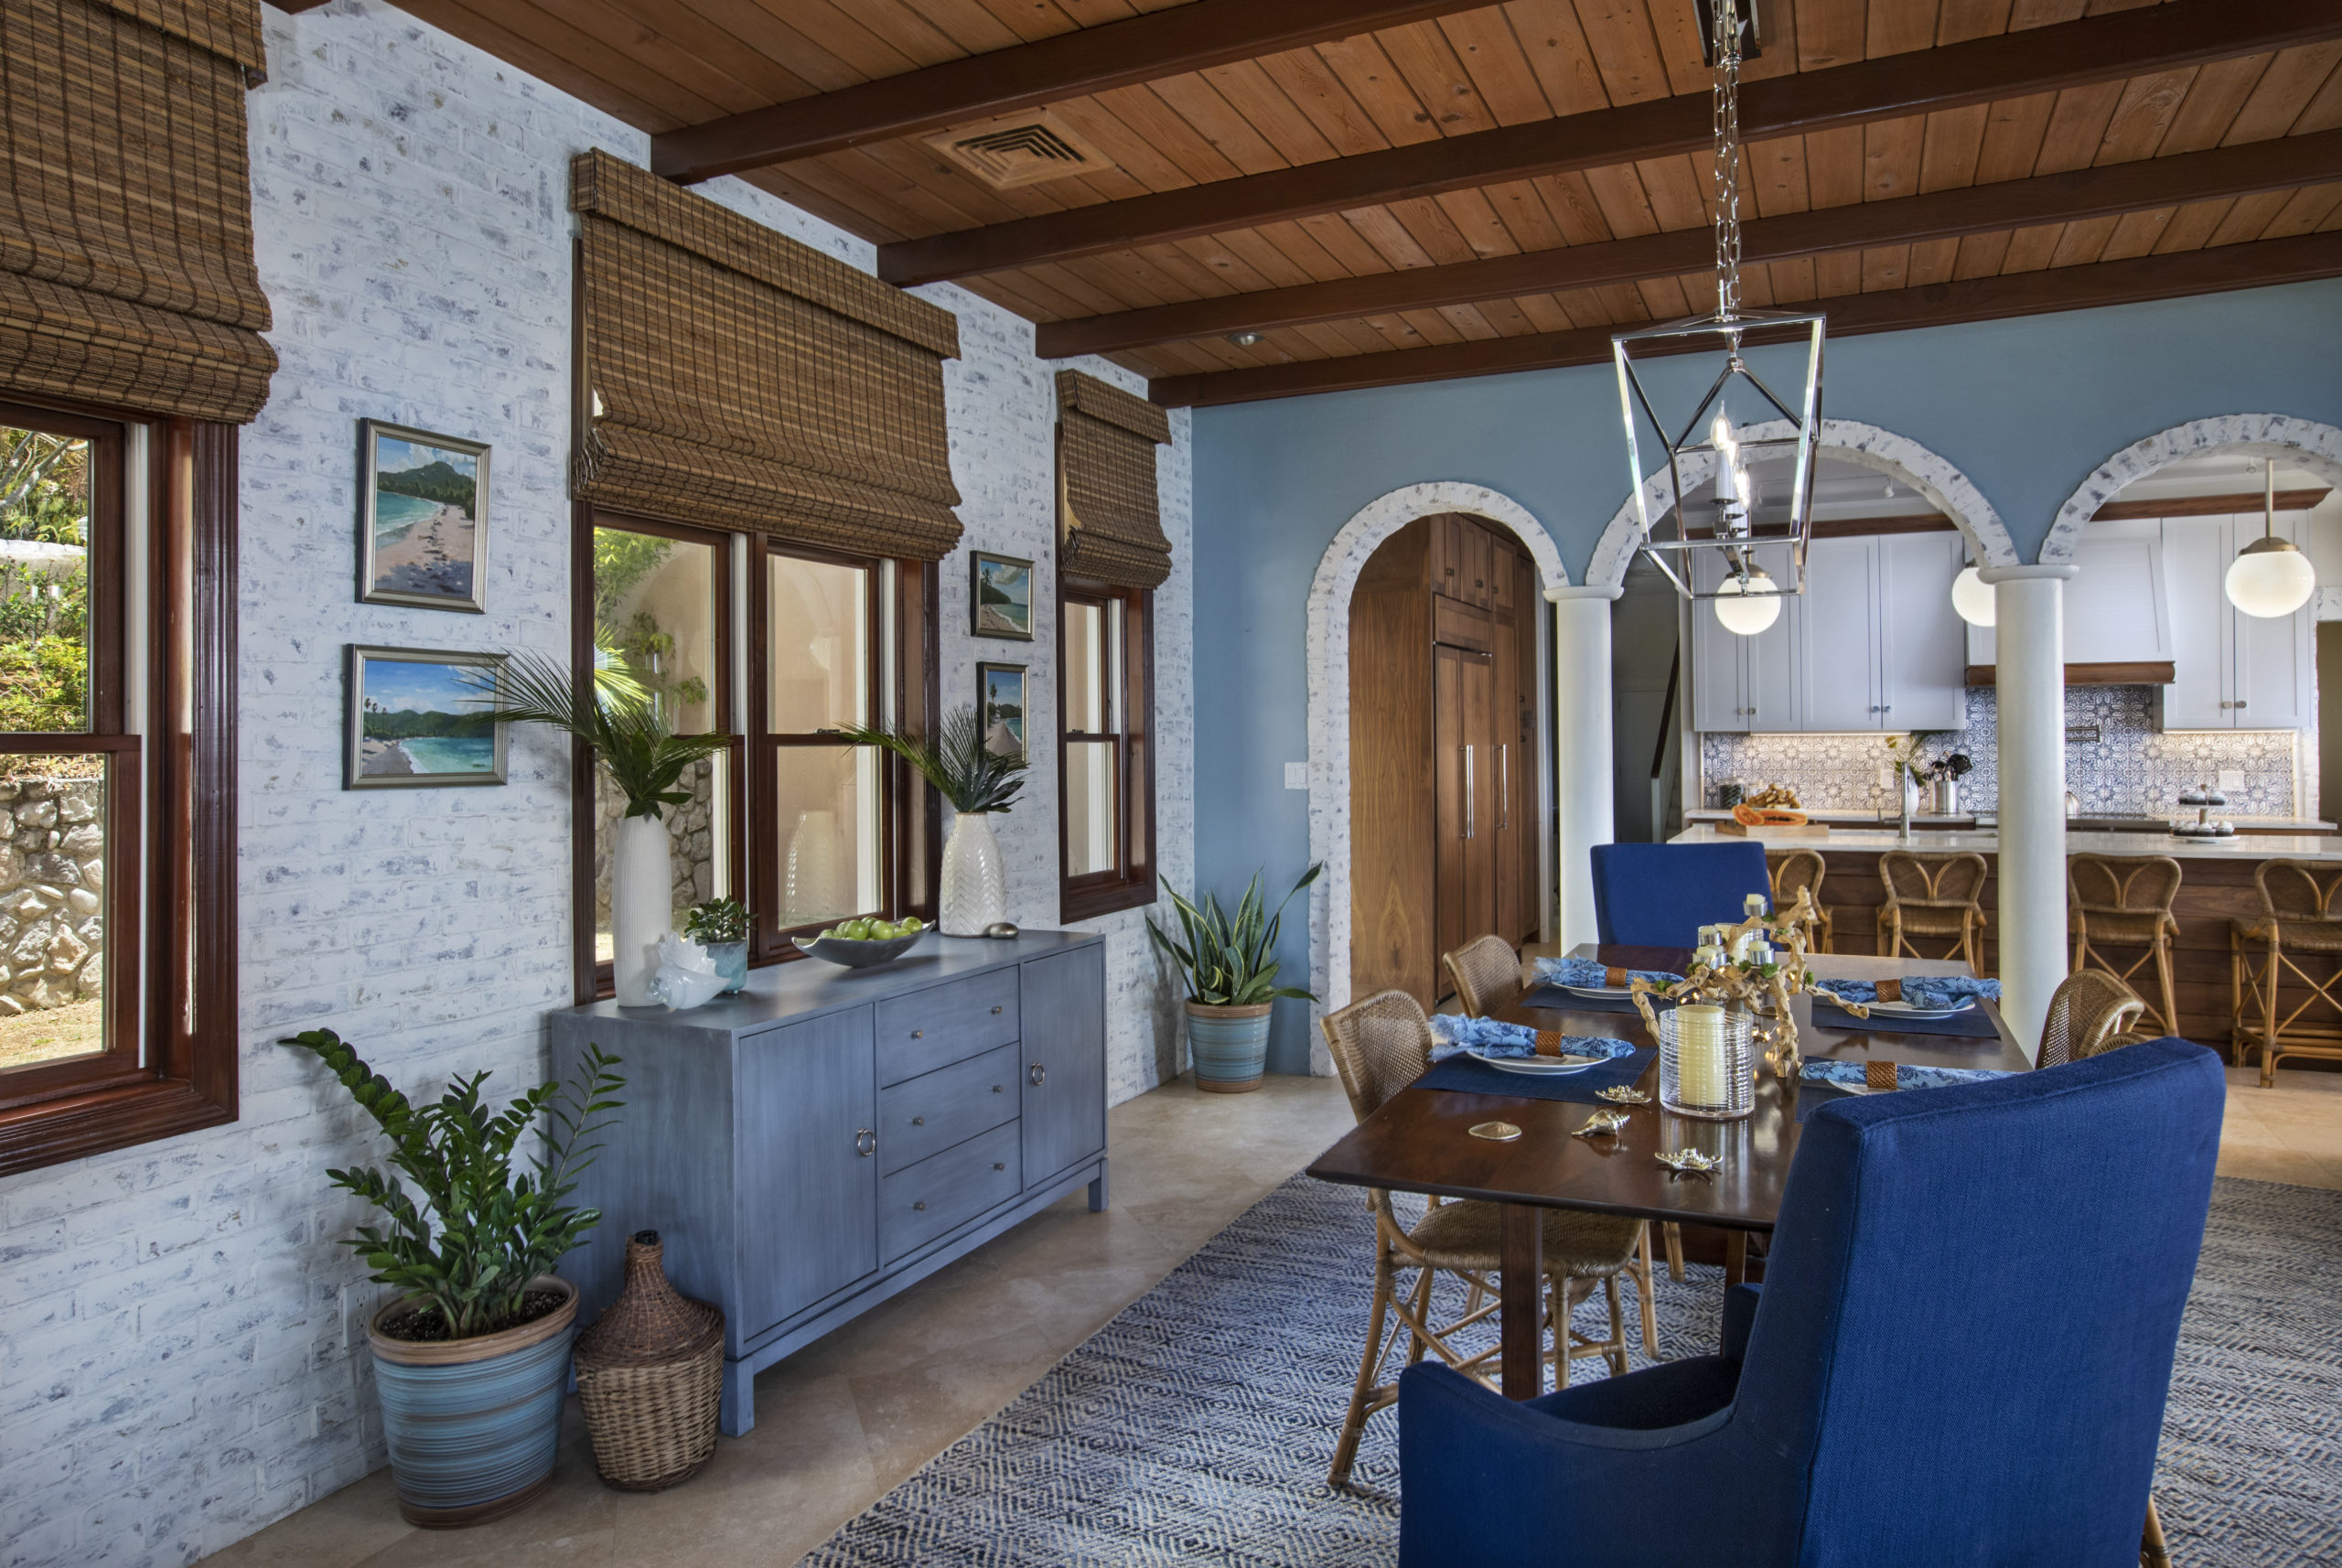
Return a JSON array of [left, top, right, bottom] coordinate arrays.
[[794, 915, 927, 969]]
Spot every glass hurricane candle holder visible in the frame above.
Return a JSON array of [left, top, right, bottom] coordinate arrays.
[[1660, 1004, 1755, 1121]]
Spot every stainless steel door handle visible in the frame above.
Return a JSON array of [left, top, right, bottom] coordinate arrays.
[[1464, 745, 1475, 840], [1498, 744, 1509, 831]]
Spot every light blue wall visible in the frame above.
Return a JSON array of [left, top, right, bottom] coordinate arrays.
[[1190, 278, 2342, 1073]]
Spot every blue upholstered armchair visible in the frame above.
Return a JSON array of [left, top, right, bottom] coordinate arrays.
[[1589, 842, 1771, 948], [1397, 1037, 2224, 1567]]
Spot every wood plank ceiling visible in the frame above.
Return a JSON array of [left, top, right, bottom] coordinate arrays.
[[385, 0, 2342, 405]]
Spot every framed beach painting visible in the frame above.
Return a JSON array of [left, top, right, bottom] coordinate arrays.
[[345, 646, 508, 789], [970, 551, 1034, 640], [359, 419, 490, 613], [977, 662, 1028, 762]]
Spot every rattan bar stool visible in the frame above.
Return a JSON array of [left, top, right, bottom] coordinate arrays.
[[2067, 854, 2183, 1038], [2231, 859, 2342, 1085], [2036, 971, 2149, 1068], [1877, 850, 1989, 971], [1443, 934, 1674, 1338], [1768, 848, 1833, 953], [1319, 989, 1643, 1486]]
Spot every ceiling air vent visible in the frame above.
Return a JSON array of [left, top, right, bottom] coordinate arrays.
[[927, 110, 1109, 189]]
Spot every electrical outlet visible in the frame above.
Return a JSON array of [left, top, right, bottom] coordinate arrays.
[[1284, 761, 1309, 790], [2218, 768, 2245, 794], [1876, 768, 1894, 789]]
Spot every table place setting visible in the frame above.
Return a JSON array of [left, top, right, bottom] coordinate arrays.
[[1809, 973, 2005, 1038], [1794, 1057, 2016, 1119], [1421, 1014, 1656, 1104], [1524, 953, 1685, 1015]]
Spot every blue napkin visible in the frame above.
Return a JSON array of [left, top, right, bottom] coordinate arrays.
[[1813, 975, 2001, 1009], [1800, 1059, 2014, 1092], [1427, 1014, 1638, 1064], [1533, 955, 1684, 990]]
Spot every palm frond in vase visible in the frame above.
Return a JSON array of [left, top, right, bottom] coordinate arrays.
[[465, 651, 731, 822], [825, 705, 1026, 815]]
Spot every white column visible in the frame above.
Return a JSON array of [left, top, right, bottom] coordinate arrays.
[[1548, 585, 1623, 950], [1980, 564, 2075, 1058]]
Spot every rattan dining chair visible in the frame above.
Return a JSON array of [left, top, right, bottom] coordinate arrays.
[[1768, 849, 1833, 953], [2036, 970, 2149, 1069], [2068, 854, 2183, 1039], [1877, 850, 1990, 971], [1319, 989, 1644, 1487], [1443, 935, 1673, 1344], [2231, 858, 2342, 1085]]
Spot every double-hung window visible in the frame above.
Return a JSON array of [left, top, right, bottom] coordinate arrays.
[[1058, 578, 1155, 920]]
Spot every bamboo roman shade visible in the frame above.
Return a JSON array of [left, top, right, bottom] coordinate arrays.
[[0, 0, 277, 423], [1058, 371, 1172, 590], [571, 150, 964, 560]]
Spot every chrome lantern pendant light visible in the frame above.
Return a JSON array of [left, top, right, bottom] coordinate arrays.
[[1616, 0, 1822, 639], [2224, 458, 2315, 618]]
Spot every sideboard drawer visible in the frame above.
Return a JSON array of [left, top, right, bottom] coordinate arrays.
[[875, 969, 1020, 1084], [879, 1121, 1022, 1262], [876, 1043, 1019, 1175]]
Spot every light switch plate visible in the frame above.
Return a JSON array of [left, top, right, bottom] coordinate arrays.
[[1284, 761, 1309, 790], [2218, 768, 2245, 793]]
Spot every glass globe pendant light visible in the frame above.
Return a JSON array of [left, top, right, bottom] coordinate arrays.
[[1617, 0, 1824, 621], [2224, 459, 2315, 618], [1950, 564, 1995, 627]]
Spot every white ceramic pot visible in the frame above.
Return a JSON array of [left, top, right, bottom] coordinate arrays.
[[610, 813, 673, 1004], [940, 811, 1007, 936]]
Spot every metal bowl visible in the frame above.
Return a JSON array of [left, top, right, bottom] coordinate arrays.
[[793, 930, 923, 969]]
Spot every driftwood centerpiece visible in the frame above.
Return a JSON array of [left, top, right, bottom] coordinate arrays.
[[1629, 889, 1864, 1081]]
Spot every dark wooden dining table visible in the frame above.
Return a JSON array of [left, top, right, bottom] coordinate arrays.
[[1305, 944, 2030, 1401]]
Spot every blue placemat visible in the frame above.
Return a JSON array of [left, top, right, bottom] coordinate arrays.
[[1811, 998, 2001, 1039], [1417, 1046, 1657, 1104]]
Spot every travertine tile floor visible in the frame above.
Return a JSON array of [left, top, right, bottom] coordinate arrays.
[[203, 1060, 2336, 1568]]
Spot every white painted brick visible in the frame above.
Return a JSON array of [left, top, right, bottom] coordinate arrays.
[[0, 2, 1194, 1563]]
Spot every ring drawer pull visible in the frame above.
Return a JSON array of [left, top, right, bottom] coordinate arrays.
[[854, 1129, 876, 1157], [993, 1084, 1004, 1093], [911, 1116, 926, 1126], [910, 1028, 923, 1038], [993, 1162, 1005, 1171], [992, 1005, 1003, 1015], [913, 1200, 927, 1211], [1029, 1062, 1047, 1086]]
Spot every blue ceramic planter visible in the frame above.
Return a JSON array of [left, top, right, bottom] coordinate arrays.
[[1187, 1002, 1273, 1092], [704, 940, 749, 993], [368, 1277, 578, 1528]]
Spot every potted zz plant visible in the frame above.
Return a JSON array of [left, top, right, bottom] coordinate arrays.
[[828, 705, 1026, 936], [683, 897, 752, 993], [1147, 864, 1322, 1092], [284, 1029, 624, 1527], [476, 653, 731, 1004]]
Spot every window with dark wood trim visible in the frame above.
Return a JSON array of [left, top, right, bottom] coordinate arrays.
[[0, 400, 237, 1176], [1058, 577, 1155, 921]]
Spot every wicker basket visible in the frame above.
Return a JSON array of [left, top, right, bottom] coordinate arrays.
[[574, 1230, 725, 1491]]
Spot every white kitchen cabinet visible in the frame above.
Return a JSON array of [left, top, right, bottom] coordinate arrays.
[[1878, 532, 1969, 731], [1966, 518, 2172, 671], [2157, 513, 2310, 730], [1799, 536, 1880, 731], [1689, 553, 1800, 733]]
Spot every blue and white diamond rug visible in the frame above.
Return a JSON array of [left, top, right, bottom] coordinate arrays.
[[802, 1174, 2340, 1567]]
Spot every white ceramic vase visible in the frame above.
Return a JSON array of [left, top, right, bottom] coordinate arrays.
[[610, 813, 673, 1005], [940, 811, 1007, 936]]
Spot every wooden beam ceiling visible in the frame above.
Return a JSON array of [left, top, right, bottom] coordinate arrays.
[[649, 0, 1496, 185], [879, 0, 2342, 285], [1037, 129, 2342, 357], [1147, 231, 2342, 406]]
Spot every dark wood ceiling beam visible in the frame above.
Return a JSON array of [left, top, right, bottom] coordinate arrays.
[[2095, 489, 2331, 521], [1147, 231, 2342, 407], [1038, 130, 2342, 357], [649, 0, 1496, 185], [883, 0, 2342, 285]]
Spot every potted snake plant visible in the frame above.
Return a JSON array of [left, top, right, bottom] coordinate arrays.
[[1146, 864, 1322, 1092], [284, 1029, 623, 1527]]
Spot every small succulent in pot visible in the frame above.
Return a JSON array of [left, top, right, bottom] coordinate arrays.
[[684, 897, 752, 993]]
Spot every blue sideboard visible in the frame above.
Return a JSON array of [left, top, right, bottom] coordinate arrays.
[[550, 929, 1108, 1434]]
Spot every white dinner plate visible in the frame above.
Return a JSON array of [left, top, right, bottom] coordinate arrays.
[[1467, 1050, 1605, 1076], [1855, 996, 1977, 1021], [1558, 983, 1635, 1001]]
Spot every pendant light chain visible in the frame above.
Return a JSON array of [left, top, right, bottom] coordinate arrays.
[[1712, 0, 1744, 321]]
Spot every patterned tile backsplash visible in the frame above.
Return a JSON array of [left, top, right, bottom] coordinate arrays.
[[1700, 686, 2309, 819]]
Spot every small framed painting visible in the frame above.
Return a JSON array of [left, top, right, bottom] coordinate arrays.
[[977, 662, 1027, 761], [359, 419, 490, 613], [345, 645, 508, 789], [970, 551, 1034, 640]]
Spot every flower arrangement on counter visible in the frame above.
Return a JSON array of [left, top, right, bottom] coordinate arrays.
[[1883, 733, 1972, 786]]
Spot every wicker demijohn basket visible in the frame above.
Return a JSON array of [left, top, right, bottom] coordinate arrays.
[[574, 1230, 725, 1491]]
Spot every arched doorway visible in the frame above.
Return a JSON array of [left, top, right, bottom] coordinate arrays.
[[1304, 483, 1564, 1072]]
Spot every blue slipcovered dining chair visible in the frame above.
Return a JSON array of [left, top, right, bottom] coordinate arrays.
[[1588, 841, 1771, 947], [1396, 1036, 2224, 1568]]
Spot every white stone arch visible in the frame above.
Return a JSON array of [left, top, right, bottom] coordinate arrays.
[[1304, 482, 1565, 1073], [2043, 414, 2342, 562], [1584, 418, 2019, 588]]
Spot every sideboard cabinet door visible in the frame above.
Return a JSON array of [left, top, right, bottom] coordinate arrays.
[[736, 1008, 878, 1337], [1020, 947, 1106, 1185]]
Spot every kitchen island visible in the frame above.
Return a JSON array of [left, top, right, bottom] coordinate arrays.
[[1670, 822, 2342, 1050]]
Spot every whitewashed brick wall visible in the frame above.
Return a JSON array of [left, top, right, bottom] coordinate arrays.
[[0, 4, 1194, 1563]]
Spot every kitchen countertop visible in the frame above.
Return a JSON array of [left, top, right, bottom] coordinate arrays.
[[1670, 823, 2342, 861], [1683, 809, 2335, 832], [1684, 808, 1979, 827]]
